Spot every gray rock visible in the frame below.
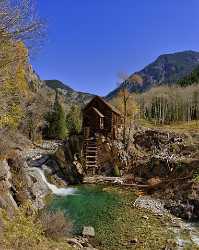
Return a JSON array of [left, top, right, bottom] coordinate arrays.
[[82, 226, 95, 237], [26, 168, 50, 209], [83, 248, 98, 250], [28, 155, 49, 167], [0, 192, 18, 216], [73, 160, 85, 176], [142, 215, 149, 220], [0, 160, 11, 181], [134, 196, 167, 216]]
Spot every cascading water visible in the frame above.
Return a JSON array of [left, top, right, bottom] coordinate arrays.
[[30, 167, 76, 196]]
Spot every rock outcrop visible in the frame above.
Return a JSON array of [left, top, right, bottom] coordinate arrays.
[[51, 136, 85, 184], [0, 153, 50, 214], [130, 127, 199, 220], [0, 160, 18, 216]]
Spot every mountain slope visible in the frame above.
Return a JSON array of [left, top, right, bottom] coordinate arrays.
[[45, 80, 74, 92], [44, 79, 94, 106], [177, 65, 199, 87], [107, 50, 199, 99]]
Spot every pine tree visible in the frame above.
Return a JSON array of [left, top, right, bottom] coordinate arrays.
[[45, 92, 68, 140], [66, 105, 82, 136]]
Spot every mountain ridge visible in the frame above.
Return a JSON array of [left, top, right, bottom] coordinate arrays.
[[106, 50, 199, 99], [29, 50, 199, 104], [44, 79, 94, 106], [45, 80, 74, 92]]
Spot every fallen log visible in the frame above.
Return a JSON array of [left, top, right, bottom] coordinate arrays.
[[83, 175, 125, 184], [83, 175, 149, 188], [83, 174, 194, 189]]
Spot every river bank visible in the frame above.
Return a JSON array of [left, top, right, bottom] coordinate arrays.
[[134, 195, 199, 250], [47, 184, 199, 250], [21, 137, 199, 249], [1, 131, 199, 250]]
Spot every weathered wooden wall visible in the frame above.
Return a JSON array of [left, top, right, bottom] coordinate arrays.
[[83, 96, 122, 138]]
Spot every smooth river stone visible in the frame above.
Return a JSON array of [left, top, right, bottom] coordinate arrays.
[[82, 226, 95, 237]]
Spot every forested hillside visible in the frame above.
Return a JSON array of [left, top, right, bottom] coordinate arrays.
[[45, 80, 93, 106], [177, 65, 199, 87], [107, 51, 199, 126]]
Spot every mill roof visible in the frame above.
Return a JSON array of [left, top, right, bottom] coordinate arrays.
[[84, 96, 122, 116], [92, 107, 104, 117]]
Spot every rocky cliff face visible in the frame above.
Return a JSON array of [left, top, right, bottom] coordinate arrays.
[[25, 67, 93, 108], [0, 137, 85, 214], [25, 64, 45, 92], [107, 50, 199, 99], [0, 154, 50, 215], [0, 160, 18, 216]]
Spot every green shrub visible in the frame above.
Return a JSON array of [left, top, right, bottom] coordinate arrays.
[[193, 167, 199, 182]]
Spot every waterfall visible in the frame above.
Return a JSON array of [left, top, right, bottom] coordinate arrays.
[[30, 167, 76, 196]]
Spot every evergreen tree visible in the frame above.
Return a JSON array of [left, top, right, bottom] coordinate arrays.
[[66, 105, 82, 136], [45, 92, 68, 140], [177, 65, 199, 87]]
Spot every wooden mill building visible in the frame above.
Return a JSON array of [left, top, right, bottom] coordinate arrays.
[[82, 96, 123, 174]]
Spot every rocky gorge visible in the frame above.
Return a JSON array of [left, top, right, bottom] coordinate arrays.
[[1, 125, 199, 249]]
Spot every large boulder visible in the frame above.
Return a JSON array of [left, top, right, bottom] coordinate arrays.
[[52, 136, 85, 184], [26, 168, 50, 209], [82, 226, 95, 237], [0, 160, 18, 215], [6, 153, 50, 209], [0, 192, 18, 216], [0, 160, 11, 186], [164, 182, 199, 220]]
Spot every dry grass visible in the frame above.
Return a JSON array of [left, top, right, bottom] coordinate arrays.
[[0, 202, 74, 250], [38, 210, 73, 240], [137, 119, 199, 134]]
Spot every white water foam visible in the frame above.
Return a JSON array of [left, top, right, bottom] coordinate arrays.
[[185, 223, 199, 246], [31, 167, 76, 196]]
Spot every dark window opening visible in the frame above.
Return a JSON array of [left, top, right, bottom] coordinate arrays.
[[100, 117, 104, 129]]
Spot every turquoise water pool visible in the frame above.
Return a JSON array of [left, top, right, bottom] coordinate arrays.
[[48, 185, 198, 250], [49, 184, 123, 234]]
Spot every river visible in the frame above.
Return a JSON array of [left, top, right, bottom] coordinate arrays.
[[47, 185, 199, 249], [33, 167, 199, 249]]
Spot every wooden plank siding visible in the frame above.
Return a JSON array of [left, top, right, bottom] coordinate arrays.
[[83, 96, 123, 139], [83, 96, 123, 175]]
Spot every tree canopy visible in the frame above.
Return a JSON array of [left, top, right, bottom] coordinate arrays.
[[66, 105, 82, 136], [177, 65, 199, 87], [0, 0, 45, 129]]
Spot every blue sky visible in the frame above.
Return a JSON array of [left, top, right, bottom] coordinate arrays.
[[32, 0, 199, 96]]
